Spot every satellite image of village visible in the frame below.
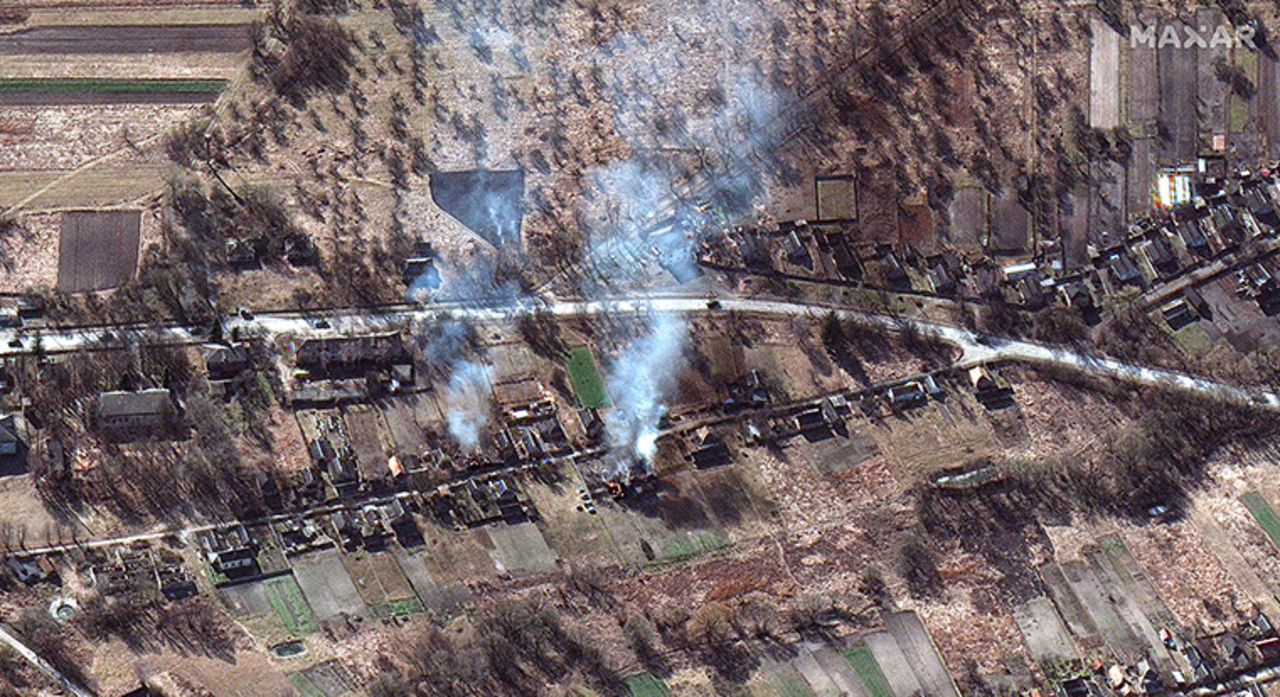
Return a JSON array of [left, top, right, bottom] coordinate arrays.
[[8, 0, 1280, 695]]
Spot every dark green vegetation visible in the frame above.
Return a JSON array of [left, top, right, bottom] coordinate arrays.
[[0, 78, 226, 94]]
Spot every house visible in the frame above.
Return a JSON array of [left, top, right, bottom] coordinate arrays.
[[0, 413, 26, 475], [968, 367, 1015, 409], [1145, 234, 1179, 276], [204, 344, 250, 379], [887, 382, 928, 410], [295, 332, 409, 377], [1107, 252, 1142, 287], [782, 230, 813, 269], [926, 257, 958, 296], [0, 414, 20, 457], [1161, 300, 1197, 330], [201, 525, 259, 581], [97, 389, 175, 431]]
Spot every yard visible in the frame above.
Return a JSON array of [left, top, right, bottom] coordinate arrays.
[[566, 345, 609, 408]]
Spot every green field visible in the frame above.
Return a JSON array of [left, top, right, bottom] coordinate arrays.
[[843, 646, 894, 697], [566, 346, 609, 408], [286, 673, 326, 697], [373, 597, 425, 619], [625, 673, 671, 697], [265, 576, 318, 636], [0, 78, 227, 94], [767, 674, 815, 697], [659, 529, 730, 564], [1242, 493, 1280, 550]]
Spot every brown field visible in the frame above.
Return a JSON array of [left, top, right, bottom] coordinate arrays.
[[0, 166, 168, 209], [56, 209, 140, 291], [0, 24, 253, 54]]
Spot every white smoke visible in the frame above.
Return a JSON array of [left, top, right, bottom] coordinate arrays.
[[445, 359, 492, 451], [604, 314, 689, 463]]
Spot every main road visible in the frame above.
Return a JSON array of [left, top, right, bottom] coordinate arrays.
[[2, 292, 1278, 410]]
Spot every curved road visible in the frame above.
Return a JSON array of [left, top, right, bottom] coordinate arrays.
[[2, 293, 1277, 410]]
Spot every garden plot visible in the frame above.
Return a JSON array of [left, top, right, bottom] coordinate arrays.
[[217, 578, 275, 618], [521, 466, 619, 566], [1129, 24, 1158, 125], [792, 647, 856, 697], [378, 395, 445, 461], [944, 186, 986, 250], [1088, 15, 1121, 129], [263, 574, 318, 636], [289, 661, 355, 697], [1241, 492, 1280, 550], [391, 547, 470, 620], [418, 525, 499, 585], [882, 611, 959, 697], [748, 658, 816, 697], [624, 672, 672, 697], [1060, 560, 1145, 660], [1013, 597, 1078, 663], [842, 646, 894, 697], [0, 24, 253, 54], [479, 521, 559, 577], [341, 551, 422, 618], [599, 472, 730, 566], [864, 632, 925, 697], [1158, 40, 1198, 162], [1089, 160, 1126, 242], [290, 549, 364, 622], [56, 209, 139, 292]]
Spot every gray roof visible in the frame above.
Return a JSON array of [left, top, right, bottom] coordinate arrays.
[[0, 415, 17, 444], [99, 389, 172, 419]]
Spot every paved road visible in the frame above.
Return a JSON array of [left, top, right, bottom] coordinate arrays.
[[3, 294, 1278, 410]]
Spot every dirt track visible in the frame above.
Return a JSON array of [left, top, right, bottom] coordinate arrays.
[[0, 23, 252, 54]]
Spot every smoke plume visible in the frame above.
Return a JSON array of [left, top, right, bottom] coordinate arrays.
[[604, 314, 688, 463]]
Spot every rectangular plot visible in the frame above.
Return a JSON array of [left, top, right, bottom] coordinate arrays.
[[1127, 138, 1156, 218], [793, 649, 843, 697], [480, 522, 559, 576], [1089, 160, 1126, 243], [865, 632, 924, 697], [625, 673, 671, 697], [1260, 57, 1280, 157], [218, 579, 274, 618], [566, 346, 608, 408], [1130, 33, 1158, 124], [1097, 535, 1178, 628], [1060, 560, 1145, 662], [1086, 549, 1176, 675], [57, 210, 140, 292], [882, 612, 959, 697], [264, 575, 318, 636], [1039, 563, 1101, 649], [1059, 188, 1091, 269], [843, 646, 894, 697], [812, 647, 870, 697], [1197, 10, 1228, 142], [1090, 16, 1121, 129], [291, 549, 365, 621], [945, 187, 986, 250], [1159, 42, 1198, 162], [1242, 492, 1280, 549], [990, 192, 1031, 256], [1014, 597, 1079, 663]]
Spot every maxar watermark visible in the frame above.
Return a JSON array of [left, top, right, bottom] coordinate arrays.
[[1130, 23, 1257, 50]]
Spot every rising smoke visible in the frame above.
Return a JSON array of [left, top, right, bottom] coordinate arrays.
[[406, 2, 792, 457], [603, 314, 689, 463], [445, 359, 493, 451], [417, 319, 492, 451]]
